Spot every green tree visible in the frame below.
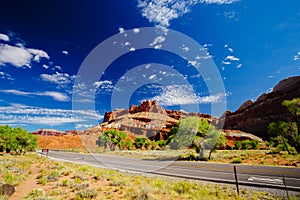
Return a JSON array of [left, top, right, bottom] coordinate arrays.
[[268, 121, 299, 154], [99, 129, 127, 151], [268, 98, 300, 154], [200, 127, 227, 160], [0, 125, 37, 154], [168, 117, 210, 150], [283, 98, 300, 141], [282, 98, 300, 118]]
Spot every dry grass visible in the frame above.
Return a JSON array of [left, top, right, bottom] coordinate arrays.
[[0, 153, 299, 200]]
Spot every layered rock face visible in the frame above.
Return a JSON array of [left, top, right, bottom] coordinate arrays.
[[101, 100, 217, 140], [219, 76, 300, 139]]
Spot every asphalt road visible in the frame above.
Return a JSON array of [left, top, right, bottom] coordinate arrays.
[[41, 151, 300, 192]]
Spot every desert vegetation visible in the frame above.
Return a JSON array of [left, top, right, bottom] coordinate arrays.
[[0, 153, 298, 200], [99, 117, 227, 161]]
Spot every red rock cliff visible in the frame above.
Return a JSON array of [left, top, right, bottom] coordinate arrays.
[[219, 76, 300, 139]]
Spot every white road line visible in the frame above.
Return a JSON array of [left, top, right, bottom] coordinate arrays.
[[248, 176, 283, 184]]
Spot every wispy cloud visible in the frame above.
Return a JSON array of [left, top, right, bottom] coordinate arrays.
[[0, 89, 69, 102], [293, 51, 300, 61], [41, 91, 69, 101], [62, 50, 69, 55], [0, 33, 9, 42], [137, 0, 239, 27], [40, 72, 76, 86], [224, 11, 238, 21], [221, 45, 242, 69], [94, 80, 114, 95], [153, 85, 225, 106], [0, 71, 13, 80], [93, 80, 113, 89], [0, 103, 102, 127], [0, 43, 49, 68], [225, 55, 240, 61]]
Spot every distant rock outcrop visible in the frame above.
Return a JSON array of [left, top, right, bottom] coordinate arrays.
[[219, 76, 300, 139]]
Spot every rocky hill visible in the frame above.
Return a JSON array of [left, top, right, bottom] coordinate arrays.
[[100, 100, 218, 140], [97, 100, 262, 148], [218, 76, 300, 139]]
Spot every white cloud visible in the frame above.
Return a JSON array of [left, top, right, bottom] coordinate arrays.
[[188, 60, 199, 66], [222, 61, 231, 65], [133, 28, 140, 33], [129, 47, 136, 51], [150, 36, 165, 47], [148, 74, 157, 80], [0, 33, 9, 42], [40, 72, 76, 86], [27, 48, 49, 62], [40, 91, 69, 101], [0, 89, 69, 102], [153, 85, 225, 106], [0, 71, 13, 80], [293, 52, 300, 61], [62, 50, 69, 55], [0, 104, 102, 127], [119, 27, 125, 34], [224, 11, 238, 20], [137, 0, 238, 27], [201, 0, 239, 4], [42, 64, 49, 69], [93, 80, 114, 95], [236, 64, 242, 68], [54, 65, 62, 71], [182, 46, 190, 52], [93, 80, 113, 89], [225, 55, 240, 61], [0, 44, 49, 68]]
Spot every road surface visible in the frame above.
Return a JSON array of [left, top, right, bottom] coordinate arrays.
[[40, 150, 300, 192]]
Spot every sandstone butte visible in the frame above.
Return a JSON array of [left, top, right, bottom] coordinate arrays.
[[34, 76, 300, 150]]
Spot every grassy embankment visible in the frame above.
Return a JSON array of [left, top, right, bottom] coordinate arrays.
[[0, 153, 299, 200]]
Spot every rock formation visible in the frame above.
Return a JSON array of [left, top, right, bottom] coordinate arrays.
[[219, 76, 300, 139], [101, 100, 218, 140]]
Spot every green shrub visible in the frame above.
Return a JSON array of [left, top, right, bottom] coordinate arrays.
[[61, 179, 68, 187], [75, 189, 97, 199], [231, 157, 242, 164], [134, 137, 149, 149], [235, 141, 242, 150], [250, 140, 259, 149], [151, 141, 159, 150], [4, 172, 16, 185], [156, 140, 167, 148], [125, 140, 133, 150], [37, 177, 47, 185], [173, 181, 192, 194], [144, 140, 151, 150], [241, 140, 251, 150]]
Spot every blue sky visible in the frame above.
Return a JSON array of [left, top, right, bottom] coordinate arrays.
[[0, 0, 299, 132]]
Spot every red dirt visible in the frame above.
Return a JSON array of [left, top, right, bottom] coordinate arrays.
[[37, 135, 87, 151]]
